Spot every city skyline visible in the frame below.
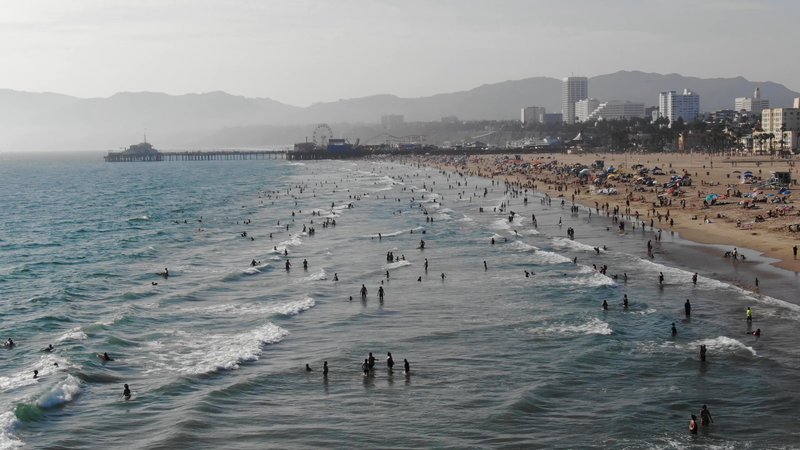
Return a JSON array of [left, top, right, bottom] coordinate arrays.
[[2, 0, 799, 106]]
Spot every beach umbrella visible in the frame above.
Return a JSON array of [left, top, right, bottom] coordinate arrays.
[[705, 194, 719, 202], [579, 168, 590, 176]]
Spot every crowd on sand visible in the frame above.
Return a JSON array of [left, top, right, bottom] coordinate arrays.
[[402, 151, 800, 273]]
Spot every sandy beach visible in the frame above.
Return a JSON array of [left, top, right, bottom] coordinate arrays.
[[404, 151, 800, 273]]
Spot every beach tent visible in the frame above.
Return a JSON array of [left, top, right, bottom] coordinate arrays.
[[705, 194, 719, 204]]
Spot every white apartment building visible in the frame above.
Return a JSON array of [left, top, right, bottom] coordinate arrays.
[[735, 87, 769, 114], [521, 106, 546, 124], [658, 89, 700, 125], [562, 77, 588, 124], [586, 101, 645, 121], [575, 98, 600, 122], [761, 107, 800, 152]]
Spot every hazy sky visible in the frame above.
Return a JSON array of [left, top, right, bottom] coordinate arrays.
[[2, 0, 797, 106]]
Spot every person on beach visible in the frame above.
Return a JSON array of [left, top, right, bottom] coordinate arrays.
[[689, 415, 698, 434], [387, 352, 395, 371], [746, 307, 753, 322], [700, 405, 713, 426], [672, 323, 677, 336], [684, 299, 692, 317], [123, 384, 131, 400]]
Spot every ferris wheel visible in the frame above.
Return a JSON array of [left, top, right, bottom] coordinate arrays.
[[312, 124, 334, 148]]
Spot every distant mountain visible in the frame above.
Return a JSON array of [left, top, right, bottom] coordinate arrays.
[[1, 71, 798, 151]]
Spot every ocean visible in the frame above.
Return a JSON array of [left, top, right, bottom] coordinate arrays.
[[1, 153, 798, 449]]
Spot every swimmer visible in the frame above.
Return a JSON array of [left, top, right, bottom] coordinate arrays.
[[671, 323, 677, 336], [43, 344, 54, 352], [99, 352, 114, 362], [33, 370, 38, 379], [417, 276, 422, 282], [441, 273, 446, 280], [689, 414, 698, 434], [404, 358, 410, 373], [4, 338, 14, 348], [123, 384, 131, 400], [700, 405, 713, 426], [602, 300, 609, 310], [305, 364, 313, 372], [333, 273, 339, 281], [749, 328, 761, 336]]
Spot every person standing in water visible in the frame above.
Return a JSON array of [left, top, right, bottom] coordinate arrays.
[[700, 405, 713, 427], [403, 358, 410, 373], [692, 273, 698, 285], [323, 361, 328, 378], [386, 352, 394, 371], [672, 323, 677, 336], [684, 299, 692, 317], [658, 272, 664, 286], [360, 284, 368, 299], [602, 300, 609, 310], [689, 414, 698, 434], [123, 384, 131, 400], [622, 295, 629, 309], [700, 344, 707, 361], [746, 306, 753, 322], [378, 286, 385, 301]]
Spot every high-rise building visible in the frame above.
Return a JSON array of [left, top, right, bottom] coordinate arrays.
[[761, 107, 800, 152], [658, 89, 700, 125], [521, 106, 546, 124], [586, 101, 646, 121], [562, 77, 588, 124], [735, 87, 769, 114]]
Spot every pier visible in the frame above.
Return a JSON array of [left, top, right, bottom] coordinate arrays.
[[104, 149, 287, 162]]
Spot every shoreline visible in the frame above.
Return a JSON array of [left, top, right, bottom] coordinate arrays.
[[399, 151, 800, 274]]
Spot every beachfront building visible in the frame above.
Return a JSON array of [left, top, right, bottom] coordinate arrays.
[[761, 107, 800, 154], [794, 98, 800, 108], [585, 100, 646, 121], [575, 98, 600, 122], [562, 76, 588, 125], [735, 87, 769, 115], [659, 89, 700, 126], [521, 106, 547, 125], [543, 113, 562, 125]]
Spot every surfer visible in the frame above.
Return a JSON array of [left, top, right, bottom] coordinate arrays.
[[99, 352, 114, 362], [671, 323, 677, 336], [323, 361, 328, 377], [746, 306, 752, 322], [123, 384, 131, 400], [360, 284, 368, 300], [684, 299, 692, 317], [4, 338, 15, 348], [387, 352, 394, 371], [404, 359, 410, 373], [305, 364, 313, 372], [378, 286, 385, 301], [700, 405, 713, 426]]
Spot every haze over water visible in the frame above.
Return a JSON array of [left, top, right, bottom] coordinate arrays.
[[1, 154, 798, 449]]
